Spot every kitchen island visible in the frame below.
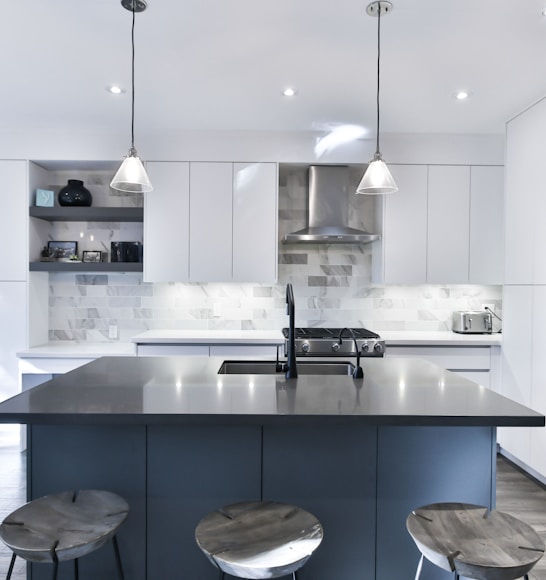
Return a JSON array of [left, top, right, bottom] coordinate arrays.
[[0, 356, 542, 580]]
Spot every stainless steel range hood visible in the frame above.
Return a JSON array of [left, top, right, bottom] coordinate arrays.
[[283, 165, 381, 244]]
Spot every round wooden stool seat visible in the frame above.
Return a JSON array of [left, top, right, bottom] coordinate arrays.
[[0, 489, 129, 577], [195, 501, 323, 579], [406, 502, 545, 580]]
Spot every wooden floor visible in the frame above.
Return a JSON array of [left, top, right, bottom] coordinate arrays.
[[0, 432, 544, 579]]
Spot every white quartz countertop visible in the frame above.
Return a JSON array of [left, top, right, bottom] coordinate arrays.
[[17, 330, 502, 359]]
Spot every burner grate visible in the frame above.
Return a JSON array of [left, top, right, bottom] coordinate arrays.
[[282, 327, 380, 340]]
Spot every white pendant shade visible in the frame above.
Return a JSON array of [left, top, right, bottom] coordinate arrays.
[[356, 156, 398, 195], [110, 150, 153, 193]]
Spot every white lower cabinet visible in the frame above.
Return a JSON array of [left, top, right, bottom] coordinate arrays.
[[499, 285, 534, 473], [385, 345, 494, 388], [144, 161, 277, 283], [137, 344, 278, 357]]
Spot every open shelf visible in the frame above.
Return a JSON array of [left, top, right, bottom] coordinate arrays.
[[29, 207, 143, 222], [29, 262, 143, 272]]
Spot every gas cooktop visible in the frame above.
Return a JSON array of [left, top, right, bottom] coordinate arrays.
[[281, 327, 385, 357]]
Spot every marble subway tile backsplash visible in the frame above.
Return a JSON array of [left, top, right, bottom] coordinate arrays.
[[47, 165, 502, 342], [48, 275, 502, 342]]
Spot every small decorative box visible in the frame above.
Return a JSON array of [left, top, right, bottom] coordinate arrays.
[[36, 189, 55, 207]]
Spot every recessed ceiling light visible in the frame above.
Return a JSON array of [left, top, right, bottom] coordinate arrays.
[[455, 90, 471, 100], [108, 85, 125, 95], [282, 87, 297, 97]]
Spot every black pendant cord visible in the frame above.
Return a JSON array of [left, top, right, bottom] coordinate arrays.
[[375, 3, 381, 156], [130, 1, 136, 152]]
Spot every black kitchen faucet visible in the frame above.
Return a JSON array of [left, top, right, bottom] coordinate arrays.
[[285, 283, 298, 379], [339, 328, 365, 379]]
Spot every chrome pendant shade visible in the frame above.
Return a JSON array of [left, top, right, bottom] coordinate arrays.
[[357, 1, 398, 195], [110, 0, 153, 194]]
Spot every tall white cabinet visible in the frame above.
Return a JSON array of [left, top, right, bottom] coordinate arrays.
[[502, 96, 546, 482], [0, 161, 28, 404], [144, 161, 278, 283]]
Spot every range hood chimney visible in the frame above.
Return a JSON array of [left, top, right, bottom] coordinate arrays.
[[283, 165, 381, 244]]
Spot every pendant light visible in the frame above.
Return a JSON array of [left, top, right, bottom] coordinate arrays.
[[356, 1, 398, 195], [110, 0, 153, 193]]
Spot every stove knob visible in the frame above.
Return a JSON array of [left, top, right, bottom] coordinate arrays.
[[332, 342, 340, 352], [301, 341, 310, 353], [361, 341, 370, 353], [373, 342, 384, 354]]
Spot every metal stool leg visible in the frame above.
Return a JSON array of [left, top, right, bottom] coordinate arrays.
[[112, 534, 125, 580], [5, 553, 16, 580], [74, 557, 79, 580], [414, 553, 424, 580], [51, 559, 58, 580]]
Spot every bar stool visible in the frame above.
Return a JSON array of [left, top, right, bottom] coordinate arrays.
[[0, 489, 129, 580], [195, 500, 323, 579], [406, 502, 545, 580]]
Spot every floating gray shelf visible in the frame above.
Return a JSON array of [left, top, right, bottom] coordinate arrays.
[[29, 262, 143, 272], [29, 207, 143, 222]]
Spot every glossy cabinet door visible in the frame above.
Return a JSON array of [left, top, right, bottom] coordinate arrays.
[[499, 284, 532, 465], [380, 164, 428, 284], [505, 107, 541, 285], [189, 162, 233, 282], [469, 166, 504, 284], [144, 162, 190, 282], [1, 160, 27, 281], [232, 163, 277, 282], [427, 165, 471, 283], [531, 285, 546, 477]]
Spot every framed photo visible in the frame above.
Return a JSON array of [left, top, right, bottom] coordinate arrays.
[[48, 241, 77, 261], [36, 189, 55, 207], [82, 251, 102, 263]]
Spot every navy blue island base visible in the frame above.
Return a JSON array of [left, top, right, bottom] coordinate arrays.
[[0, 355, 542, 580]]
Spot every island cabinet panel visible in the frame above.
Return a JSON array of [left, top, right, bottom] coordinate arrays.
[[27, 424, 147, 580], [376, 426, 496, 580], [146, 425, 262, 580], [144, 162, 190, 282], [262, 425, 377, 580]]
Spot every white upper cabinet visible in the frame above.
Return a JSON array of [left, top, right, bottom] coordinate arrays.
[[427, 165, 470, 284], [375, 163, 503, 285], [1, 160, 27, 281], [144, 161, 278, 283], [144, 162, 190, 283], [505, 109, 542, 285], [376, 164, 428, 284], [469, 166, 504, 284], [189, 162, 233, 282], [232, 163, 277, 283]]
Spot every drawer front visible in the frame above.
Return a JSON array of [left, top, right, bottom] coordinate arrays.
[[137, 345, 209, 356], [385, 346, 491, 370]]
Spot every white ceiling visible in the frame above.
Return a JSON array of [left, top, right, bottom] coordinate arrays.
[[3, 0, 546, 137]]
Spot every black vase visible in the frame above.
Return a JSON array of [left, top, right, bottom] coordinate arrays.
[[58, 180, 93, 207]]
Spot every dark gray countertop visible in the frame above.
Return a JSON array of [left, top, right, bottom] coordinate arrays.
[[0, 356, 543, 427]]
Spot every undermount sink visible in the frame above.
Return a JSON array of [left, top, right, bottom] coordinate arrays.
[[218, 360, 356, 376]]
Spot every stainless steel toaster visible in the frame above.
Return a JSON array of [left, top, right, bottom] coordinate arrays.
[[452, 311, 493, 334]]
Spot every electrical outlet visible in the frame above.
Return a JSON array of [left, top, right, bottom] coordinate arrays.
[[481, 303, 495, 313], [108, 325, 118, 339], [213, 303, 222, 317]]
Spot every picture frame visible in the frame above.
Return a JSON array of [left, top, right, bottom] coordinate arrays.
[[48, 241, 78, 261], [36, 188, 55, 207], [82, 251, 102, 263]]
